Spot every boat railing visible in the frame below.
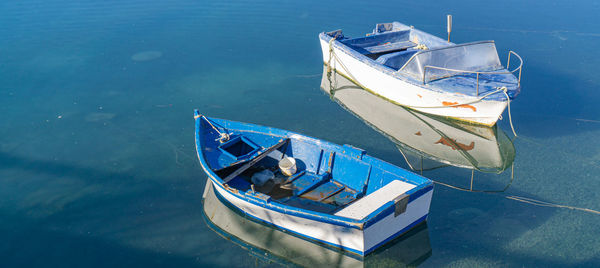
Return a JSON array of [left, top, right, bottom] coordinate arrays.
[[422, 51, 523, 96], [506, 50, 523, 83]]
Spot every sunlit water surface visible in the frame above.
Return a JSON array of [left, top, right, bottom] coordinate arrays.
[[1, 0, 599, 267]]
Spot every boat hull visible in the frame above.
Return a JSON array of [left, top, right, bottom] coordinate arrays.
[[204, 171, 432, 256], [319, 36, 508, 126]]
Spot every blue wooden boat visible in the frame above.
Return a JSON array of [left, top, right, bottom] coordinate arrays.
[[194, 110, 434, 256]]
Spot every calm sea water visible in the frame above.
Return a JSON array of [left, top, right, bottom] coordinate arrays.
[[1, 0, 599, 267]]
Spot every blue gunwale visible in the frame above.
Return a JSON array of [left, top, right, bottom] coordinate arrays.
[[194, 110, 433, 231]]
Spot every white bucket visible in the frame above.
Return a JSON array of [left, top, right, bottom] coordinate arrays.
[[278, 157, 297, 177]]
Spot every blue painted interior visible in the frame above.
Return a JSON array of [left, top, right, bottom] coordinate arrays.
[[375, 49, 419, 70], [195, 112, 433, 220], [331, 153, 370, 193], [340, 30, 415, 55], [428, 72, 520, 99], [218, 136, 260, 160], [341, 30, 411, 48]]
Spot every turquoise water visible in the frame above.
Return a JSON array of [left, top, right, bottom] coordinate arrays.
[[1, 0, 599, 267]]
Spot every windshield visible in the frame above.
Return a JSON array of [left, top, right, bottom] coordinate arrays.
[[400, 41, 502, 81]]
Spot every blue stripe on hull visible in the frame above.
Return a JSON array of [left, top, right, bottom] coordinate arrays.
[[210, 179, 428, 256], [207, 172, 432, 230]]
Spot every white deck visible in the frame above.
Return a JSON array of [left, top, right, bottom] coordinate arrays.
[[334, 180, 416, 220]]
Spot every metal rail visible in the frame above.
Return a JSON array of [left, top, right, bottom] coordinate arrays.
[[422, 51, 523, 96], [507, 50, 523, 83]]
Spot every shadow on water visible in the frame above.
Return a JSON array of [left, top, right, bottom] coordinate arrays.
[[0, 213, 203, 268], [0, 149, 244, 267], [0, 151, 143, 184]]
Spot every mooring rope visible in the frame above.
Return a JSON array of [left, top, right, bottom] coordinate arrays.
[[431, 173, 600, 216], [327, 38, 518, 135], [501, 88, 518, 137], [504, 195, 600, 215], [196, 115, 230, 143], [327, 39, 599, 215]]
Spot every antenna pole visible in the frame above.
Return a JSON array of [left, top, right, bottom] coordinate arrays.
[[447, 15, 452, 42]]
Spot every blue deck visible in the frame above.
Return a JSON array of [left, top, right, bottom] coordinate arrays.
[[340, 30, 417, 55], [427, 72, 521, 99]]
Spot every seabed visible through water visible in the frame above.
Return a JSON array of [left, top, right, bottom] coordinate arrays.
[[1, 0, 600, 267]]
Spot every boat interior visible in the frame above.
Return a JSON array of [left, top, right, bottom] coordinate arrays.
[[335, 25, 448, 68], [201, 118, 417, 215], [340, 30, 419, 62]]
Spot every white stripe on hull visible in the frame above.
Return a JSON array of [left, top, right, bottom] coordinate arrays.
[[320, 39, 507, 126], [209, 177, 432, 255]]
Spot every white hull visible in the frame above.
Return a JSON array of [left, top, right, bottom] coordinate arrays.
[[319, 39, 508, 126], [208, 176, 432, 255]]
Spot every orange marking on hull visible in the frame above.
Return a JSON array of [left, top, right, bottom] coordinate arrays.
[[417, 94, 422, 98], [442, 101, 477, 112], [435, 137, 475, 151]]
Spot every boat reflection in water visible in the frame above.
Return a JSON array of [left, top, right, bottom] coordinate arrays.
[[202, 180, 432, 267], [320, 67, 515, 174], [320, 67, 516, 191]]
